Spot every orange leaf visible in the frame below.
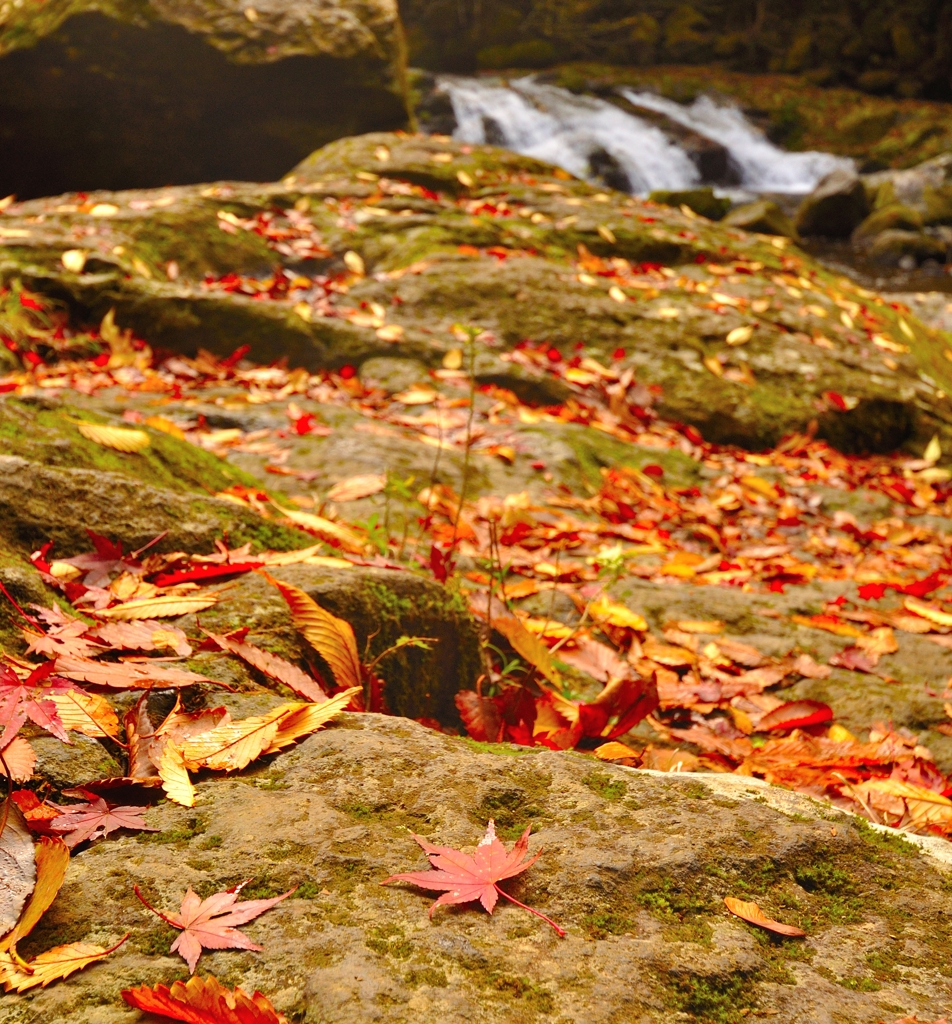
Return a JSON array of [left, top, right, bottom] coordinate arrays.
[[724, 897, 805, 937], [0, 837, 69, 953], [123, 974, 288, 1024], [0, 935, 128, 991]]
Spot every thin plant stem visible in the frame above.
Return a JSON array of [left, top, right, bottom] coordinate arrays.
[[495, 884, 566, 937]]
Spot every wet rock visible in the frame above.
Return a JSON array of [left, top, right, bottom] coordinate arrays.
[[852, 202, 924, 243], [724, 199, 798, 238], [795, 168, 869, 238], [8, 715, 952, 1023], [411, 70, 459, 137], [648, 188, 731, 221], [867, 229, 948, 267], [0, 0, 408, 198], [29, 733, 123, 791], [587, 148, 632, 193], [359, 356, 431, 394]]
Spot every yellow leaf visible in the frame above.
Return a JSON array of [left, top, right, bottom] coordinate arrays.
[[740, 475, 780, 500], [588, 596, 647, 631], [597, 225, 616, 244], [293, 302, 312, 322], [89, 203, 118, 218], [75, 422, 150, 453], [374, 145, 391, 162], [858, 779, 952, 828], [61, 250, 87, 273], [924, 434, 942, 465], [657, 307, 681, 319], [179, 707, 284, 771], [0, 838, 70, 953], [393, 387, 437, 405], [264, 689, 360, 753], [726, 325, 754, 346], [47, 690, 119, 738], [703, 355, 723, 377], [442, 348, 463, 370], [144, 415, 185, 441], [0, 937, 127, 991], [903, 596, 952, 627], [270, 503, 367, 554], [376, 324, 405, 342], [95, 594, 219, 620], [898, 317, 915, 340], [263, 574, 362, 690], [594, 741, 640, 762], [492, 614, 562, 687], [158, 743, 195, 807], [828, 723, 856, 743], [343, 251, 365, 276], [608, 286, 627, 304], [457, 170, 475, 187]]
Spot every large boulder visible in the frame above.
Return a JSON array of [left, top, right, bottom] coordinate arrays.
[[648, 188, 732, 221], [0, 0, 409, 199], [795, 168, 869, 238], [724, 199, 798, 238], [7, 714, 952, 1023]]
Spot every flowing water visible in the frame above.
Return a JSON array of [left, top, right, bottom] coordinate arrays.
[[441, 75, 851, 197]]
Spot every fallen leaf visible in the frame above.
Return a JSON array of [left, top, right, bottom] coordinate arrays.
[[903, 596, 952, 628], [327, 474, 387, 503], [0, 802, 37, 937], [75, 422, 150, 453], [270, 504, 367, 554], [47, 689, 119, 738], [203, 631, 327, 703], [588, 596, 648, 631], [724, 897, 805, 937], [0, 737, 36, 782], [0, 936, 128, 991], [264, 575, 362, 691], [50, 795, 157, 848], [492, 614, 562, 686], [382, 820, 564, 935], [93, 593, 220, 620], [54, 654, 211, 690], [135, 881, 295, 973], [262, 692, 359, 753], [122, 975, 288, 1024], [0, 837, 69, 952], [757, 700, 833, 732]]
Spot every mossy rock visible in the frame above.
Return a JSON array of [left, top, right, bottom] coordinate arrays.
[[853, 202, 924, 243], [724, 200, 798, 239], [648, 188, 731, 222], [795, 168, 869, 239], [867, 229, 948, 266]]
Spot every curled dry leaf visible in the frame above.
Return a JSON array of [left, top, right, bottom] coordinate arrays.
[[269, 503, 367, 554], [327, 473, 387, 503], [203, 631, 327, 703], [0, 737, 37, 782], [135, 882, 295, 973], [383, 819, 564, 936], [123, 975, 288, 1024], [75, 421, 151, 453], [0, 801, 37, 938], [724, 896, 805, 937], [492, 614, 562, 686], [0, 837, 70, 953], [54, 654, 212, 690], [0, 935, 129, 991], [263, 573, 362, 691]]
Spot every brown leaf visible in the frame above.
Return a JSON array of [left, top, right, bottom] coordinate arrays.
[[724, 897, 805, 937], [203, 631, 327, 703], [263, 573, 362, 691], [47, 689, 119, 738]]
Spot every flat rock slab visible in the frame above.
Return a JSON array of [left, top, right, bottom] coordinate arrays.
[[5, 715, 951, 1022]]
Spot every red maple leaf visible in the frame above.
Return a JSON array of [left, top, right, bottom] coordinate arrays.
[[0, 660, 74, 744], [50, 792, 158, 848], [134, 881, 295, 973], [123, 974, 287, 1024], [382, 820, 564, 936]]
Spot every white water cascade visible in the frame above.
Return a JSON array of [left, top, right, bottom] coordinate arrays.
[[441, 75, 852, 197]]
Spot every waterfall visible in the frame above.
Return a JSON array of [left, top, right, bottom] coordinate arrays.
[[618, 90, 850, 195], [441, 75, 852, 197], [442, 76, 700, 194]]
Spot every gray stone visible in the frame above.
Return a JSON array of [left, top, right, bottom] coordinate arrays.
[[795, 168, 870, 238], [724, 199, 798, 238]]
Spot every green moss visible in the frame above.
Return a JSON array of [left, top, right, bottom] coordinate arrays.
[[474, 774, 552, 840], [582, 771, 626, 802], [365, 923, 414, 960], [135, 923, 177, 956], [198, 834, 223, 850], [668, 974, 754, 1024], [460, 738, 533, 757], [138, 815, 208, 847], [794, 859, 862, 925], [405, 966, 449, 988], [582, 910, 636, 939]]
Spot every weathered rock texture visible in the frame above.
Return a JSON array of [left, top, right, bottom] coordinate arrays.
[[0, 0, 408, 198], [3, 132, 952, 455], [402, 0, 952, 101], [5, 715, 952, 1023]]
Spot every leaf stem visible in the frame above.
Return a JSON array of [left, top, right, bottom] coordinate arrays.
[[494, 884, 566, 937]]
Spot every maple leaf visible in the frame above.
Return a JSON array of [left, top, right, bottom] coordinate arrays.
[[0, 936, 128, 991], [0, 661, 73, 744], [135, 881, 295, 973], [50, 793, 158, 848], [202, 630, 327, 702], [382, 820, 564, 936], [123, 974, 288, 1024]]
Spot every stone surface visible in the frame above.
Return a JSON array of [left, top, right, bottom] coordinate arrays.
[[724, 199, 798, 239], [648, 188, 731, 222], [795, 169, 870, 239], [0, 0, 408, 197], [4, 715, 952, 1023], [4, 132, 950, 455]]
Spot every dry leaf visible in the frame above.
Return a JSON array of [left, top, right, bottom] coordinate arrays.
[[0, 936, 128, 991], [588, 597, 648, 631], [0, 837, 69, 953], [262, 691, 359, 753], [178, 706, 287, 772], [724, 897, 805, 937], [123, 975, 288, 1024], [93, 594, 220, 620], [0, 802, 37, 937], [50, 796, 157, 848], [158, 743, 196, 807], [264, 574, 362, 690], [270, 504, 367, 554], [327, 474, 387, 503], [203, 631, 327, 703], [492, 614, 562, 686], [54, 654, 211, 690], [75, 422, 151, 453], [47, 689, 119, 738]]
